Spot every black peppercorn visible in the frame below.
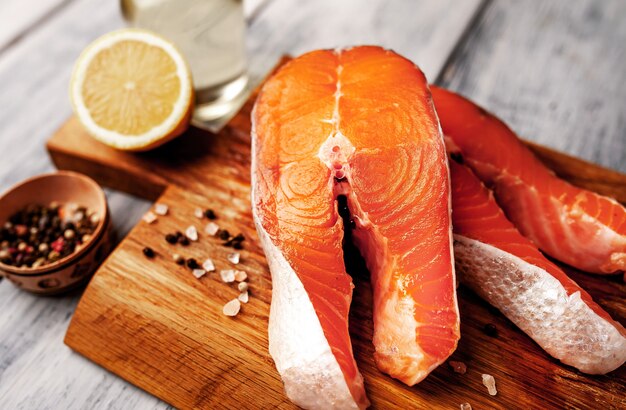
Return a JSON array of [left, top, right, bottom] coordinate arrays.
[[186, 258, 199, 269], [204, 209, 216, 220], [218, 229, 230, 240], [142, 247, 155, 258], [483, 323, 498, 338], [178, 236, 190, 246], [165, 233, 177, 244]]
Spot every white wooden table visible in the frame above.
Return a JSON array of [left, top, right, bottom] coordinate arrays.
[[0, 0, 624, 408]]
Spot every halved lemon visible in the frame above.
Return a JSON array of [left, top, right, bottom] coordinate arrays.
[[70, 29, 194, 151]]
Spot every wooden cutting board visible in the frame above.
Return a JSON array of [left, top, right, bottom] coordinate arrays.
[[48, 59, 626, 409]]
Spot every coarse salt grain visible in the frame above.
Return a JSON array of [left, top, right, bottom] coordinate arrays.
[[194, 208, 204, 218], [227, 252, 240, 264], [154, 203, 168, 216], [449, 361, 467, 374], [238, 291, 249, 303], [459, 403, 472, 410], [223, 298, 241, 316], [185, 225, 198, 241], [192, 269, 206, 279], [481, 374, 497, 396], [204, 222, 219, 236], [234, 270, 247, 282], [237, 282, 248, 292], [220, 269, 236, 283], [142, 211, 157, 224], [202, 258, 215, 272]]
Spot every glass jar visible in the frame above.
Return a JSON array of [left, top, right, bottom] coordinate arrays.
[[121, 0, 249, 130]]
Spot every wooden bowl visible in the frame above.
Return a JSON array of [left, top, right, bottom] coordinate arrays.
[[0, 171, 113, 295]]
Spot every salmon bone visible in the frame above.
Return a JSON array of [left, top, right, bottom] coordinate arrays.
[[318, 131, 356, 181]]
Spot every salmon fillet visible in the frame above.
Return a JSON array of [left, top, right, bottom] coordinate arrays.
[[432, 86, 626, 274], [450, 158, 626, 374], [252, 47, 459, 408]]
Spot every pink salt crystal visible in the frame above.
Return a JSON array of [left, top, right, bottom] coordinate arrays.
[[223, 299, 241, 316], [142, 211, 157, 224], [185, 225, 198, 241], [202, 258, 215, 272], [234, 270, 247, 282], [205, 222, 219, 236], [154, 203, 168, 216], [220, 269, 236, 283], [481, 374, 497, 396], [227, 252, 240, 265]]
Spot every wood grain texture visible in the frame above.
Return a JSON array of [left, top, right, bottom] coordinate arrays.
[[60, 62, 626, 409], [0, 0, 75, 53], [245, 0, 484, 84], [437, 0, 626, 174]]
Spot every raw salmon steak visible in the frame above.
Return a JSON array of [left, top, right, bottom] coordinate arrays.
[[450, 158, 626, 374], [432, 86, 626, 274], [252, 47, 459, 408]]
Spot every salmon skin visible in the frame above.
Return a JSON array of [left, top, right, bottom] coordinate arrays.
[[252, 46, 459, 408], [432, 86, 626, 274], [450, 158, 626, 374]]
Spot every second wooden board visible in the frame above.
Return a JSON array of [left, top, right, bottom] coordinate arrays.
[[51, 60, 626, 409]]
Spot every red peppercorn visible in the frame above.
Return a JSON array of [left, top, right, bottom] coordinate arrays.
[[51, 238, 65, 252], [15, 225, 28, 237]]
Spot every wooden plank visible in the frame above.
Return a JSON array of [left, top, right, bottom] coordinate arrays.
[[0, 0, 124, 191], [246, 0, 484, 83], [0, 0, 74, 54], [437, 0, 626, 174], [60, 67, 626, 408]]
